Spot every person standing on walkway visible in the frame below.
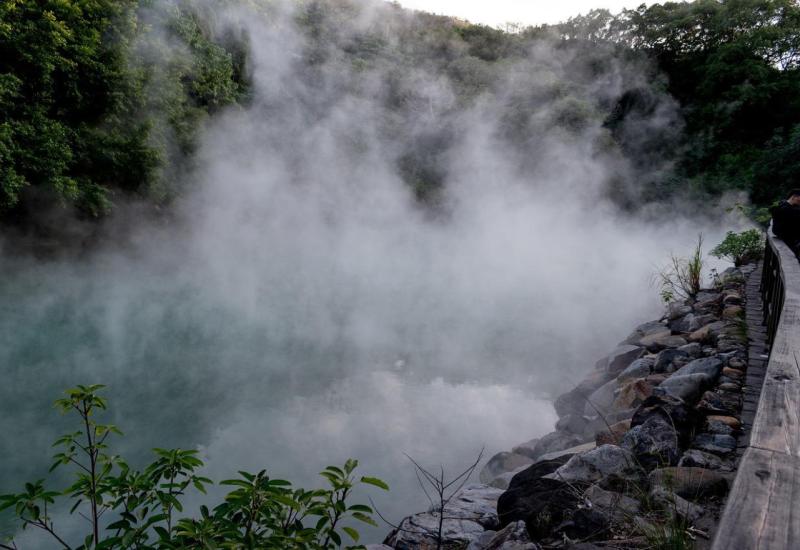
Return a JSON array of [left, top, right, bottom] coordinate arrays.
[[771, 189, 800, 252]]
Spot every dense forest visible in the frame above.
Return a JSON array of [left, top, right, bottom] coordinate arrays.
[[1, 0, 799, 244]]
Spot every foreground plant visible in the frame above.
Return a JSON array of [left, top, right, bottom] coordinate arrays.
[[656, 235, 704, 303], [710, 229, 764, 266], [0, 385, 387, 549]]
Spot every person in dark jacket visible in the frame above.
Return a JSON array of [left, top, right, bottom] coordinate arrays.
[[771, 189, 800, 251]]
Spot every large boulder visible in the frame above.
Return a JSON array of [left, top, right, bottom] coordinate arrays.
[[649, 487, 704, 523], [623, 321, 670, 345], [654, 373, 708, 403], [649, 467, 730, 499], [678, 449, 734, 471], [555, 508, 610, 540], [696, 390, 741, 416], [498, 455, 585, 538], [669, 313, 701, 333], [480, 452, 534, 484], [477, 521, 541, 550], [595, 419, 632, 446], [688, 321, 725, 343], [691, 433, 737, 456], [583, 484, 641, 519], [447, 485, 505, 528], [555, 414, 590, 435], [617, 356, 655, 382], [640, 333, 688, 353], [527, 431, 585, 461], [542, 445, 643, 485], [631, 395, 698, 446], [506, 456, 573, 492], [653, 349, 690, 373], [678, 342, 703, 357], [554, 371, 615, 418], [667, 303, 693, 321], [583, 379, 619, 417], [620, 416, 680, 470], [386, 484, 504, 548], [385, 513, 486, 549], [614, 378, 656, 410], [511, 439, 540, 459], [536, 442, 597, 462], [673, 356, 724, 381], [604, 345, 646, 375]]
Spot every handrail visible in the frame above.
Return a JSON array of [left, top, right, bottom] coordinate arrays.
[[761, 231, 785, 345], [712, 227, 800, 549]]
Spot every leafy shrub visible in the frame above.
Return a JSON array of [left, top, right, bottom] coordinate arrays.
[[710, 229, 764, 266], [0, 385, 387, 549]]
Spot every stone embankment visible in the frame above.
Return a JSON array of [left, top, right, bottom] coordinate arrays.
[[372, 264, 756, 550]]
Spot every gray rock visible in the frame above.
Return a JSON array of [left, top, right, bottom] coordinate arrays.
[[386, 484, 503, 547], [467, 531, 498, 550], [447, 484, 505, 527], [723, 292, 743, 306], [697, 390, 742, 416], [654, 373, 708, 403], [583, 379, 619, 416], [606, 345, 646, 375], [649, 487, 704, 523], [667, 303, 693, 321], [630, 395, 699, 440], [497, 470, 581, 538], [366, 546, 394, 550], [678, 342, 703, 357], [537, 442, 597, 462], [490, 461, 542, 490], [511, 438, 540, 459], [617, 357, 655, 382], [653, 349, 690, 373], [554, 371, 615, 417], [678, 449, 734, 471], [717, 338, 745, 353], [706, 419, 736, 435], [543, 445, 641, 484], [480, 521, 540, 550], [673, 356, 724, 381], [480, 452, 534, 484], [669, 313, 701, 333], [641, 333, 688, 352], [695, 290, 722, 305], [649, 467, 730, 499], [620, 416, 680, 469], [556, 414, 590, 435], [556, 507, 610, 540], [583, 484, 641, 519], [385, 514, 486, 548], [624, 321, 669, 344], [529, 431, 585, 461], [692, 433, 737, 456]]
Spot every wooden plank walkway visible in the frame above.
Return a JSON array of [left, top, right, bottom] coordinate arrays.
[[712, 235, 800, 550]]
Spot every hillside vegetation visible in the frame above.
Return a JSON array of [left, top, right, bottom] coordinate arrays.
[[1, 0, 798, 236]]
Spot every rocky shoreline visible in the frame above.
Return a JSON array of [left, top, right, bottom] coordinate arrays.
[[372, 264, 756, 550]]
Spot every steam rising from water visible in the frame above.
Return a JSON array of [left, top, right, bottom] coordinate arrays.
[[1, 0, 735, 543]]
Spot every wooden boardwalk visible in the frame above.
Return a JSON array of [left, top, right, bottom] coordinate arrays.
[[712, 235, 800, 550]]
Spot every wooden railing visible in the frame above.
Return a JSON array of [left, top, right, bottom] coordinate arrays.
[[712, 228, 800, 549], [761, 232, 786, 345]]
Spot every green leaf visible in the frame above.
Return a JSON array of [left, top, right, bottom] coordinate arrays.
[[359, 477, 389, 491], [351, 512, 377, 527], [343, 526, 360, 542], [348, 504, 372, 513]]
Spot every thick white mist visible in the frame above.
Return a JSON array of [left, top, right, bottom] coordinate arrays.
[[1, 0, 741, 544]]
